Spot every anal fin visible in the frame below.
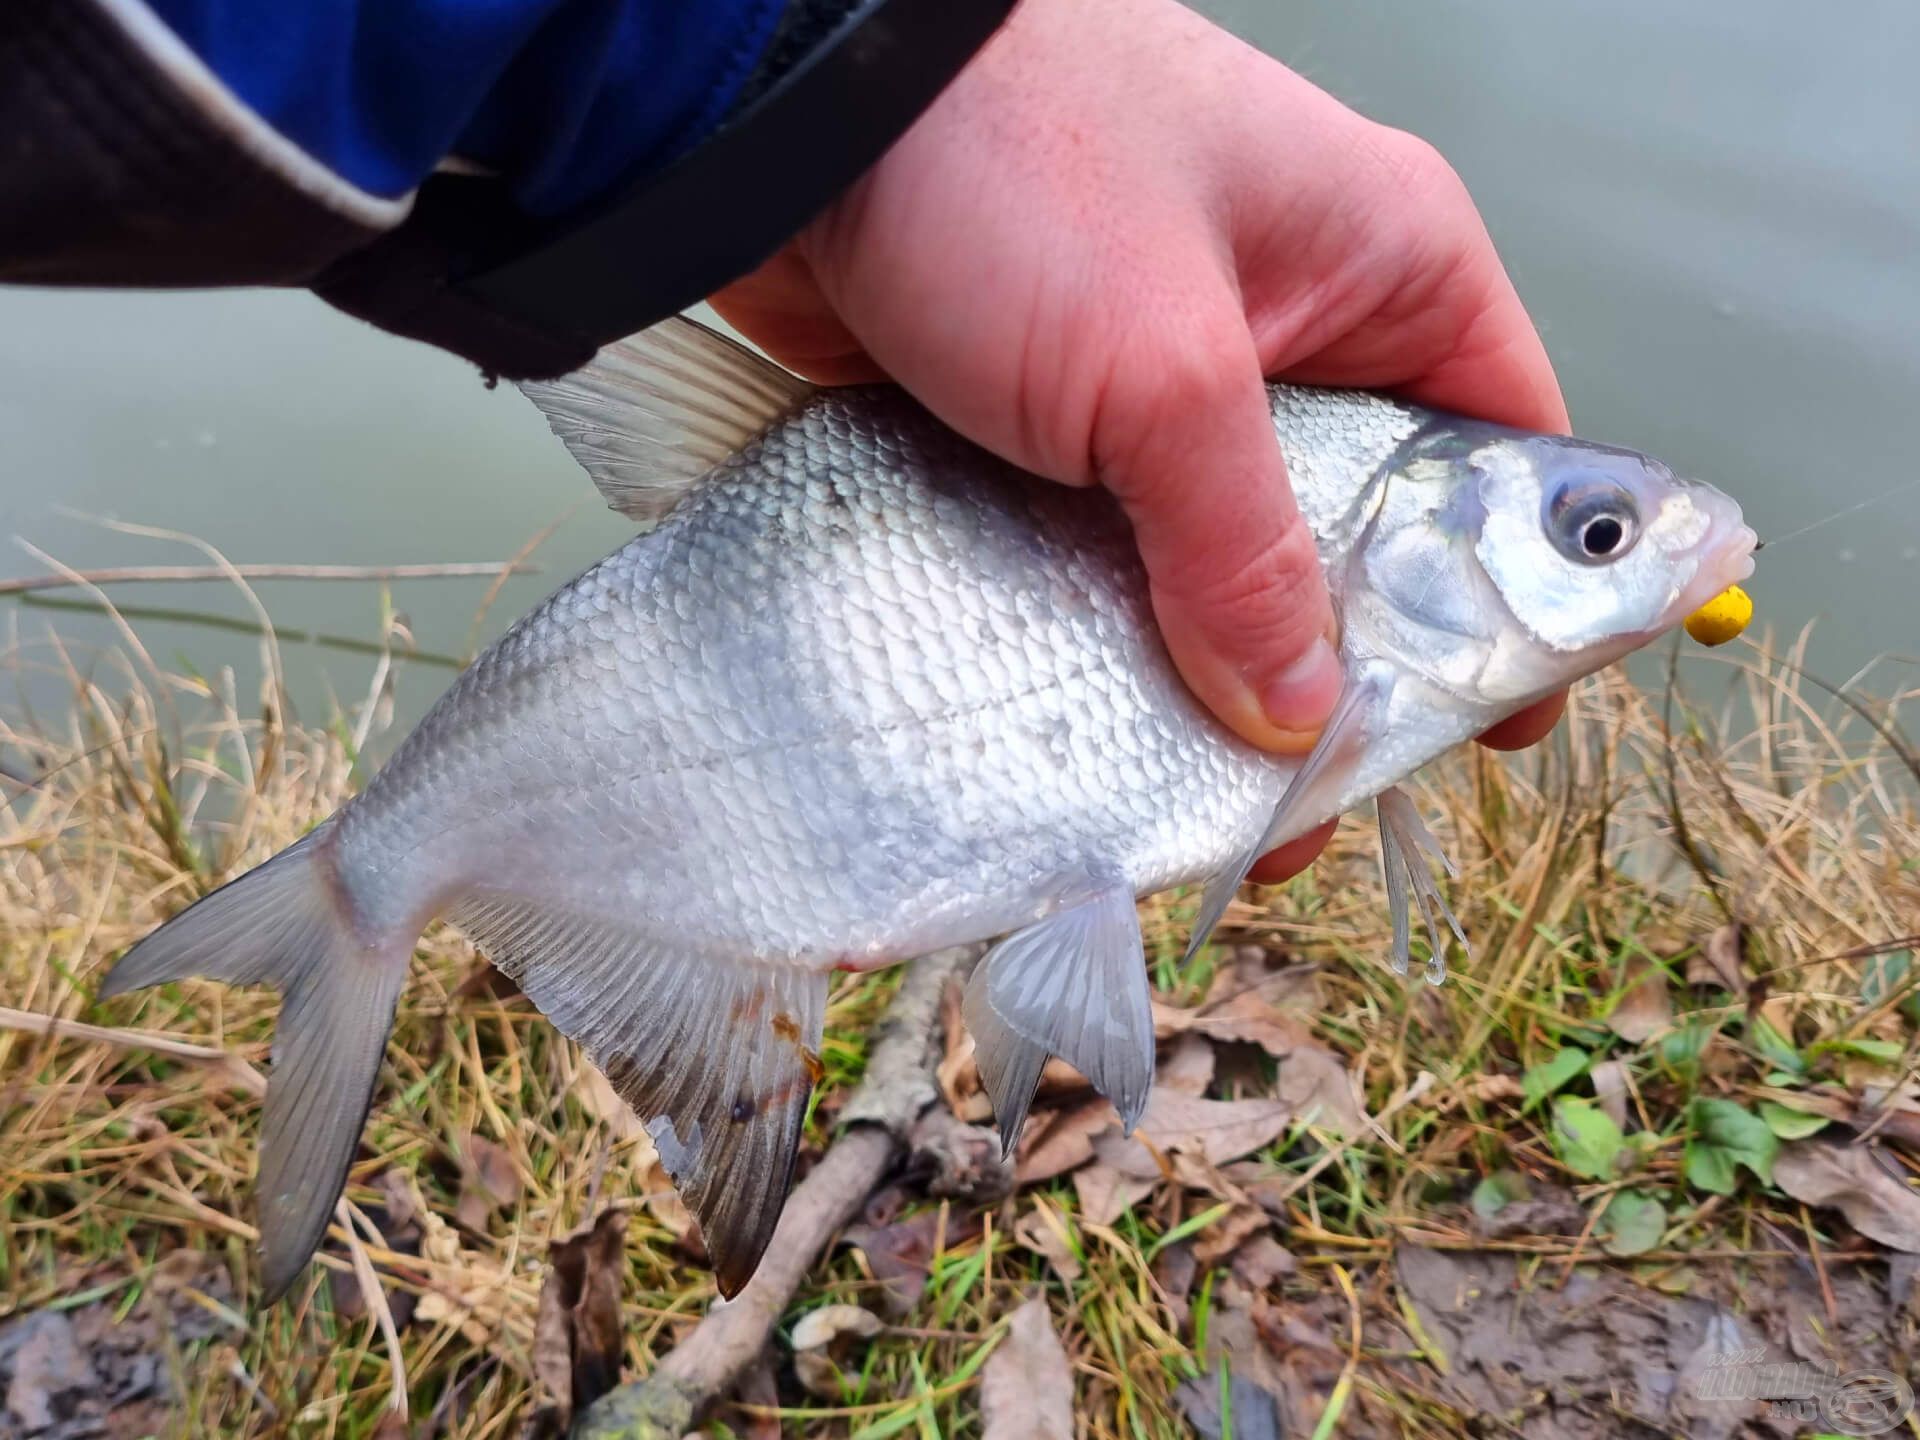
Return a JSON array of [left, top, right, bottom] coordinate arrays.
[[1185, 661, 1396, 961], [451, 897, 826, 1297], [1377, 785, 1469, 985], [963, 883, 1153, 1155]]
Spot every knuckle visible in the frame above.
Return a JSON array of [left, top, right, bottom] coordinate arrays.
[[1368, 125, 1470, 209], [1164, 509, 1326, 646]]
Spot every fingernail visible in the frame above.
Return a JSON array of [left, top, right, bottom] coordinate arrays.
[[1257, 635, 1342, 735]]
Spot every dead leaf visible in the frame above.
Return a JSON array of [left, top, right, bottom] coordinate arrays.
[[1465, 1073, 1523, 1104], [526, 1210, 628, 1437], [842, 1204, 983, 1317], [1591, 1059, 1630, 1130], [578, 1065, 644, 1142], [1605, 958, 1672, 1043], [980, 1299, 1073, 1439], [1152, 1242, 1198, 1330], [1774, 1140, 1920, 1251], [1071, 1162, 1154, 1226], [1193, 1204, 1270, 1269], [454, 1134, 522, 1233], [1014, 1098, 1116, 1184], [4, 1311, 97, 1431], [1158, 1031, 1216, 1096], [1273, 1042, 1364, 1138], [453, 959, 523, 1002], [1154, 953, 1320, 1057], [792, 1349, 844, 1400], [1090, 1089, 1293, 1180], [790, 1304, 882, 1352], [734, 1358, 782, 1440], [1230, 1235, 1295, 1289], [1173, 1366, 1288, 1440], [624, 1130, 695, 1242], [369, 1413, 411, 1440], [1689, 923, 1752, 992], [1013, 1206, 1082, 1283]]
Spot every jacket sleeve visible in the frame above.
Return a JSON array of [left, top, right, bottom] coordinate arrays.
[[0, 0, 1016, 379]]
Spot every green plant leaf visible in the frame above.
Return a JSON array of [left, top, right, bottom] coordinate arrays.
[[1552, 1098, 1624, 1181], [1655, 1021, 1716, 1077], [1808, 1036, 1903, 1065], [1522, 1047, 1591, 1111], [1747, 1016, 1804, 1076], [1758, 1100, 1832, 1140], [1599, 1190, 1667, 1257], [1685, 1098, 1779, 1195], [1859, 950, 1920, 1023], [1471, 1170, 1529, 1220]]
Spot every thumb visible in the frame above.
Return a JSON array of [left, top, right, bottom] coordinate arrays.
[[1093, 314, 1342, 753]]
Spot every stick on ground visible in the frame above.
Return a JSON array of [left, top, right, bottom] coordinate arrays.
[[572, 945, 979, 1439]]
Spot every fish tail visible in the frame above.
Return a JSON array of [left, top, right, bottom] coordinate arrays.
[[100, 825, 411, 1301]]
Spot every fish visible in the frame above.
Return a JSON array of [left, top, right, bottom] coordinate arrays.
[[100, 317, 1758, 1300]]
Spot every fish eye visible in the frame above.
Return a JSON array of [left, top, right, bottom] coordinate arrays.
[[1546, 478, 1641, 565]]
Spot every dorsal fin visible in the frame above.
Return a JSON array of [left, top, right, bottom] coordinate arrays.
[[519, 316, 816, 523]]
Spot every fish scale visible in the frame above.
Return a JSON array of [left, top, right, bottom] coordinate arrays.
[[103, 317, 1755, 1302]]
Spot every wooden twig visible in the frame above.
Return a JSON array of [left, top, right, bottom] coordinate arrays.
[[572, 945, 980, 1440], [0, 562, 538, 597]]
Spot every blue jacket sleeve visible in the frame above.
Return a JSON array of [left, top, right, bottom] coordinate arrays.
[[143, 0, 787, 215]]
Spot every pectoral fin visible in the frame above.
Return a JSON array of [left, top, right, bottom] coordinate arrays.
[[1377, 785, 1468, 985], [1185, 661, 1397, 961], [451, 897, 826, 1297], [963, 884, 1154, 1154]]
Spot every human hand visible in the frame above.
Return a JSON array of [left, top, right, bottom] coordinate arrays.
[[712, 0, 1568, 880]]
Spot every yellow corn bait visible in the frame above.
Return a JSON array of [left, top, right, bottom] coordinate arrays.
[[1684, 584, 1753, 646]]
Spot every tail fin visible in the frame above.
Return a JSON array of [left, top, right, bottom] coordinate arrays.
[[101, 829, 410, 1301]]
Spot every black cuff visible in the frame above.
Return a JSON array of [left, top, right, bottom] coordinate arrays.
[[315, 0, 1019, 380]]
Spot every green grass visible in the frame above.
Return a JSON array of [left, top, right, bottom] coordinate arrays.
[[1, 621, 1916, 1437]]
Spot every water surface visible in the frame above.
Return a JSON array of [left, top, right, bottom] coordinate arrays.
[[2, 0, 1913, 745]]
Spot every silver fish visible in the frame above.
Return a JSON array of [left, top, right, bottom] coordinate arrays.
[[103, 319, 1757, 1298]]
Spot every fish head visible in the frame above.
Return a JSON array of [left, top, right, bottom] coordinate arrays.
[[1348, 421, 1757, 704]]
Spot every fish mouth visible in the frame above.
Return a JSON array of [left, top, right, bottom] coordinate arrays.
[[1662, 501, 1759, 631]]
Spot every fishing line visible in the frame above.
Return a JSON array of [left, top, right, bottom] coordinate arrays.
[[1752, 471, 1920, 552]]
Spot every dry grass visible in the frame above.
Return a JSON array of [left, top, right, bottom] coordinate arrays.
[[1, 607, 1917, 1438]]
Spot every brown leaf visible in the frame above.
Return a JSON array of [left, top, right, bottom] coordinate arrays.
[[1273, 1043, 1364, 1138], [1071, 1162, 1154, 1226], [1591, 1059, 1630, 1130], [1014, 1098, 1117, 1184], [578, 1064, 645, 1142], [453, 959, 523, 1002], [1154, 954, 1319, 1057], [1158, 1032, 1216, 1096], [792, 1349, 845, 1400], [527, 1210, 628, 1435], [842, 1205, 983, 1316], [1174, 1369, 1289, 1440], [980, 1298, 1074, 1439], [790, 1303, 882, 1353], [1605, 959, 1673, 1043], [734, 1357, 783, 1440], [1689, 923, 1752, 992], [1465, 1073, 1523, 1104], [1013, 1206, 1083, 1283], [1192, 1204, 1270, 1269], [1090, 1089, 1293, 1180], [369, 1413, 411, 1440], [1152, 1241, 1198, 1329], [1774, 1141, 1920, 1251], [1230, 1235, 1295, 1289], [4, 1312, 97, 1431], [454, 1134, 521, 1233]]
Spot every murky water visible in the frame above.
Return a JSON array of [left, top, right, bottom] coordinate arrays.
[[3, 0, 1915, 747]]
